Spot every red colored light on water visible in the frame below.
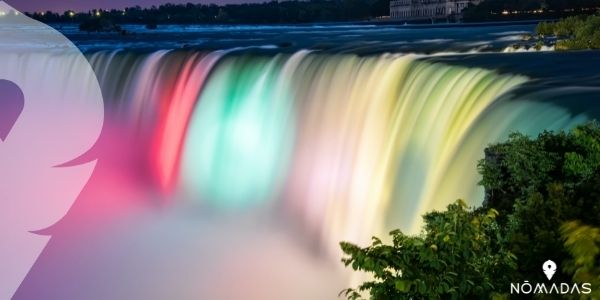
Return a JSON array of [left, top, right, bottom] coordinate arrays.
[[149, 53, 213, 194]]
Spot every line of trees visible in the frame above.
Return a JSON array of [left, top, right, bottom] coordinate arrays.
[[463, 0, 600, 21], [26, 0, 600, 27], [27, 1, 389, 26]]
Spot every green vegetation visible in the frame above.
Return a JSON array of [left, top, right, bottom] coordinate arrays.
[[562, 221, 600, 299], [25, 0, 600, 25], [341, 122, 600, 299], [463, 0, 600, 22], [26, 0, 600, 25], [536, 15, 600, 50], [479, 122, 600, 283], [340, 200, 515, 299], [28, 1, 388, 26]]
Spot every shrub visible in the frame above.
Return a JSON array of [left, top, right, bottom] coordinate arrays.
[[535, 15, 600, 49], [561, 221, 600, 299], [340, 200, 516, 300], [479, 121, 600, 283]]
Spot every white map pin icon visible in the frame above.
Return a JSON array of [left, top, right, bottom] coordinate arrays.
[[543, 260, 557, 280], [0, 2, 104, 298]]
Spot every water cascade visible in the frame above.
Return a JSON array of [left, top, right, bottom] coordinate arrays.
[[88, 50, 588, 256]]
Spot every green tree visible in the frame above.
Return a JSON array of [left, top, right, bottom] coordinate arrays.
[[462, 0, 600, 21], [536, 15, 600, 50], [561, 221, 600, 299], [340, 200, 516, 300], [479, 121, 600, 284], [342, 121, 600, 299]]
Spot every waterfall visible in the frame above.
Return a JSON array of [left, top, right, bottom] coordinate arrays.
[[88, 50, 588, 257]]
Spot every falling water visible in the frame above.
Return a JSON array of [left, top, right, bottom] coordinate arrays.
[[88, 50, 589, 258]]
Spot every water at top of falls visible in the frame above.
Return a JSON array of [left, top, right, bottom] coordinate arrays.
[[55, 22, 540, 54], [57, 21, 600, 91]]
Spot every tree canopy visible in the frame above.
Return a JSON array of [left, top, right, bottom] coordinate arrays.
[[561, 221, 600, 299], [341, 122, 600, 299], [536, 15, 600, 50], [478, 122, 600, 283], [28, 1, 389, 26], [340, 200, 516, 299], [463, 0, 600, 21]]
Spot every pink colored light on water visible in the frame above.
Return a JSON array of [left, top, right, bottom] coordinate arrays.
[[149, 52, 223, 193]]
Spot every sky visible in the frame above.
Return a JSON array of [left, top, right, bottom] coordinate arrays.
[[6, 0, 249, 13]]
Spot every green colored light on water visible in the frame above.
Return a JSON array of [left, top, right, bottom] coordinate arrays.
[[181, 56, 294, 208]]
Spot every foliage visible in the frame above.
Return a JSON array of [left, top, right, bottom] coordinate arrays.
[[479, 121, 600, 283], [340, 200, 516, 299], [343, 122, 600, 299], [463, 0, 600, 22], [561, 221, 600, 299], [479, 121, 600, 216], [28, 1, 387, 26], [502, 185, 578, 284], [536, 15, 600, 50]]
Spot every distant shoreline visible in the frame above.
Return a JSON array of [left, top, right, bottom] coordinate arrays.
[[304, 19, 546, 28], [50, 19, 546, 28]]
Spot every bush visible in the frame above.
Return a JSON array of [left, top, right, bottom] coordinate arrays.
[[535, 15, 600, 49], [561, 221, 600, 299], [479, 121, 600, 283], [342, 122, 600, 299], [340, 200, 516, 300], [480, 121, 600, 215]]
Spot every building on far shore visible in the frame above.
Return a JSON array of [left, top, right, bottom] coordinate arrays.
[[390, 0, 481, 21]]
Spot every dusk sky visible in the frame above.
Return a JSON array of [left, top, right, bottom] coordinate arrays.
[[6, 0, 251, 13]]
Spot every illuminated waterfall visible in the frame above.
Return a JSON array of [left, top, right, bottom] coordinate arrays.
[[88, 50, 588, 257]]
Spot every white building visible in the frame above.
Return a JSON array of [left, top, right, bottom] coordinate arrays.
[[390, 0, 481, 21]]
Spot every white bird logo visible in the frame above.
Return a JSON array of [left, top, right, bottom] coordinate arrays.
[[0, 2, 104, 298]]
